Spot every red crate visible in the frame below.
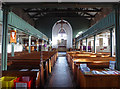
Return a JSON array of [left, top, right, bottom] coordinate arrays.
[[14, 76, 33, 89]]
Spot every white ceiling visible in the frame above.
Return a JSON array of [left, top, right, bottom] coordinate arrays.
[[1, 0, 120, 2]]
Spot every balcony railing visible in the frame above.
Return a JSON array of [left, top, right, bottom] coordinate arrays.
[[77, 11, 115, 42]]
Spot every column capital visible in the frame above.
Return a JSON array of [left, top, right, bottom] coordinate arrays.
[[2, 4, 10, 11], [113, 3, 120, 10], [109, 28, 113, 31], [29, 35, 31, 38]]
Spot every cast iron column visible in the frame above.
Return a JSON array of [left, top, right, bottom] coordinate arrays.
[[28, 35, 31, 53], [94, 35, 96, 53], [110, 28, 113, 57], [86, 38, 88, 52], [80, 40, 83, 51], [115, 4, 120, 70], [1, 5, 9, 70], [11, 43, 14, 57], [37, 39, 39, 52]]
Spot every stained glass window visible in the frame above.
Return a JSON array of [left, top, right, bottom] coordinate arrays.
[[59, 28, 66, 34]]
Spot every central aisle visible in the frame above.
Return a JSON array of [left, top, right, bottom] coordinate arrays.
[[45, 53, 76, 88]]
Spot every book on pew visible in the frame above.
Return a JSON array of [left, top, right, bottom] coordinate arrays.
[[19, 69, 29, 71], [92, 70, 105, 75], [92, 70, 120, 75], [31, 69, 39, 71], [80, 64, 90, 74], [102, 70, 120, 74], [109, 61, 116, 70]]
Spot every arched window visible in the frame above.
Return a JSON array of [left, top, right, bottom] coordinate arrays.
[[59, 28, 66, 34], [58, 28, 67, 40]]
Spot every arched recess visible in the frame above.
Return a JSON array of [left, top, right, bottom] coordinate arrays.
[[52, 20, 73, 49]]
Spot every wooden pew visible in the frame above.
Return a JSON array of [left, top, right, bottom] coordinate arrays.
[[67, 52, 114, 69], [77, 68, 120, 88], [72, 58, 115, 83], [66, 51, 111, 62], [74, 62, 120, 88], [7, 51, 58, 87], [72, 57, 115, 70], [7, 60, 45, 87], [67, 51, 118, 88]]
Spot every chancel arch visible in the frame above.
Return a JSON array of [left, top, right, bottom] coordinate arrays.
[[52, 20, 73, 51]]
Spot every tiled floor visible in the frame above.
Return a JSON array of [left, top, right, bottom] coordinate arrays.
[[45, 53, 76, 89]]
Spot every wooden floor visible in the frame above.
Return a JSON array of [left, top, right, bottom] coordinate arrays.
[[45, 52, 76, 88]]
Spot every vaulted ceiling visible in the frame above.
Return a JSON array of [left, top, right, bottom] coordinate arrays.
[[3, 2, 114, 39], [22, 6, 103, 38], [23, 7, 102, 21]]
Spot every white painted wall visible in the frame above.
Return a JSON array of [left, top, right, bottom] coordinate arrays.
[[0, 24, 2, 45], [82, 39, 86, 46], [113, 28, 116, 55], [52, 20, 73, 49], [90, 29, 116, 53], [78, 41, 80, 49], [0, 24, 2, 53], [0, 22, 1, 89]]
